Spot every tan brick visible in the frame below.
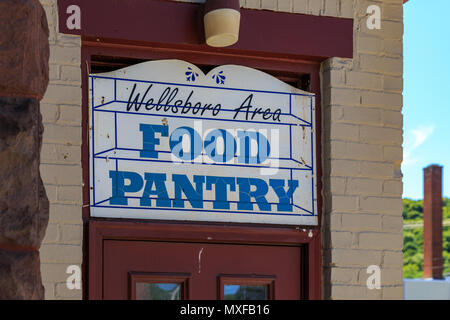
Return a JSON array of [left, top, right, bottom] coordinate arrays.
[[42, 223, 59, 243], [58, 105, 82, 125], [382, 285, 403, 300], [245, 0, 261, 9], [308, 0, 323, 15], [360, 161, 394, 178], [358, 267, 403, 288], [277, 0, 292, 12], [43, 282, 56, 300], [382, 3, 403, 21], [55, 283, 83, 299], [49, 204, 83, 224], [330, 141, 383, 161], [346, 71, 383, 90], [324, 88, 361, 106], [329, 231, 354, 248], [384, 39, 402, 56], [40, 164, 82, 185], [43, 84, 81, 105], [261, 0, 276, 10], [331, 248, 382, 267], [330, 195, 359, 212], [60, 65, 82, 82], [331, 285, 382, 300], [55, 144, 82, 164], [41, 103, 59, 124], [358, 232, 403, 250], [357, 36, 384, 54], [325, 212, 343, 231], [360, 18, 403, 40], [383, 75, 402, 92], [360, 196, 402, 215], [49, 45, 81, 64], [330, 123, 359, 141], [383, 145, 402, 161], [380, 20, 403, 39], [40, 244, 82, 264], [340, 0, 353, 19], [41, 263, 72, 284], [382, 251, 403, 267], [47, 24, 57, 44], [379, 268, 403, 286], [42, 124, 82, 145], [58, 186, 82, 203], [359, 126, 402, 145], [341, 213, 382, 231], [381, 110, 402, 128], [41, 143, 58, 162], [360, 90, 402, 110], [56, 34, 81, 48], [329, 159, 361, 176], [293, 0, 307, 12], [322, 69, 346, 88], [49, 64, 60, 81], [324, 0, 338, 16], [360, 54, 402, 75], [329, 177, 346, 194], [341, 106, 381, 125], [44, 184, 58, 202], [382, 215, 403, 232], [322, 57, 354, 71], [41, 2, 57, 26], [346, 177, 382, 195], [60, 224, 83, 244], [329, 267, 358, 284], [329, 105, 344, 120], [383, 180, 402, 195]]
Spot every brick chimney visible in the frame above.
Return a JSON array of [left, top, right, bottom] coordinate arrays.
[[423, 165, 444, 279]]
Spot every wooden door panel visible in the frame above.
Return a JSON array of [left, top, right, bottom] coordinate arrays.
[[103, 240, 302, 300]]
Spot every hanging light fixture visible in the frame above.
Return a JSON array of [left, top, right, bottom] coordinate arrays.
[[204, 0, 241, 47]]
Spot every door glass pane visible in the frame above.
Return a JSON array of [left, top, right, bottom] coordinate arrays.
[[224, 284, 268, 300], [135, 282, 181, 300]]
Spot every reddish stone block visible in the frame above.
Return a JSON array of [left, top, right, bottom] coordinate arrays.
[[0, 0, 49, 100], [0, 97, 49, 248], [0, 249, 44, 299]]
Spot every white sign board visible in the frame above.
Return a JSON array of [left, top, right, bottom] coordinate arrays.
[[89, 60, 317, 225]]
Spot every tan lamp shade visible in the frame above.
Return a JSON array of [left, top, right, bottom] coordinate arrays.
[[204, 0, 241, 47]]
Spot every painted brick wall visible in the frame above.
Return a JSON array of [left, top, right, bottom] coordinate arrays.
[[39, 0, 83, 300], [38, 0, 404, 299]]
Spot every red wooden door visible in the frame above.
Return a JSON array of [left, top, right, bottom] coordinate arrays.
[[103, 240, 302, 300]]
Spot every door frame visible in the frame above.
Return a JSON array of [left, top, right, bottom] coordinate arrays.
[[81, 39, 323, 300], [88, 220, 321, 300]]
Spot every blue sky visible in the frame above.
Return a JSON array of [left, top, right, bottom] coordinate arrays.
[[402, 0, 450, 199]]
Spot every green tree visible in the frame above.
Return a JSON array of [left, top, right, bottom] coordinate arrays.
[[402, 198, 450, 278]]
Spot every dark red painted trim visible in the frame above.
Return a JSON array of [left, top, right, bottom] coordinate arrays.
[[88, 219, 320, 300], [0, 244, 39, 253], [58, 0, 353, 61], [82, 42, 323, 300], [82, 42, 323, 299]]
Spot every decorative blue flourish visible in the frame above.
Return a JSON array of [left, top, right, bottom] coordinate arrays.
[[212, 71, 226, 85], [185, 67, 199, 82]]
